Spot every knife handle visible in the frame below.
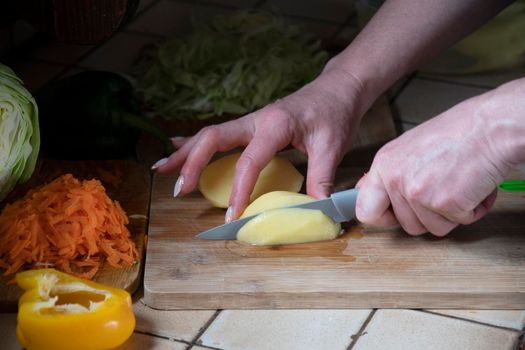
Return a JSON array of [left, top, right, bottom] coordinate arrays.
[[498, 180, 525, 192], [331, 188, 360, 221]]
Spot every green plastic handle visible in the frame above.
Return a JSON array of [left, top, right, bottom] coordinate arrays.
[[498, 180, 525, 192]]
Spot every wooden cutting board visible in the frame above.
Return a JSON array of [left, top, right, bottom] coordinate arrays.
[[0, 160, 150, 311], [144, 168, 525, 310]]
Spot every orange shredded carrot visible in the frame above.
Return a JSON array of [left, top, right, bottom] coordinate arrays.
[[0, 174, 138, 279]]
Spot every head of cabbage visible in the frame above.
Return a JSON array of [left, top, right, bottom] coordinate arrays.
[[0, 63, 40, 201]]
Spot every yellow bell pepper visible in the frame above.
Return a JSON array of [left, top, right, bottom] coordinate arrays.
[[16, 268, 135, 350]]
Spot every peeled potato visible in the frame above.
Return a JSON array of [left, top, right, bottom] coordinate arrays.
[[198, 153, 304, 208], [240, 191, 314, 218], [237, 191, 341, 246]]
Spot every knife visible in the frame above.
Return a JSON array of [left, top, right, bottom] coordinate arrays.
[[196, 188, 360, 240]]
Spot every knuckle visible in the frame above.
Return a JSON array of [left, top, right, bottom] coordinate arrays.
[[235, 153, 261, 173], [432, 195, 467, 215], [199, 126, 221, 145], [258, 105, 292, 128], [405, 183, 425, 203]]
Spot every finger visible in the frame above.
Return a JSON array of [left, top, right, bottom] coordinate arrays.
[[179, 124, 252, 196], [355, 173, 367, 189], [411, 203, 458, 237], [389, 191, 427, 235], [171, 136, 190, 149], [439, 189, 498, 225], [305, 140, 345, 198], [356, 170, 397, 227], [153, 136, 197, 173], [228, 130, 290, 222]]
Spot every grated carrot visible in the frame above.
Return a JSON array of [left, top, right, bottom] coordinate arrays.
[[0, 174, 138, 280]]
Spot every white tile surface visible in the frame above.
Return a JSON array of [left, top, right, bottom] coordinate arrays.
[[353, 309, 520, 350], [393, 78, 489, 124], [134, 300, 216, 342], [0, 313, 21, 350], [199, 309, 372, 350], [116, 332, 188, 350], [428, 309, 525, 331]]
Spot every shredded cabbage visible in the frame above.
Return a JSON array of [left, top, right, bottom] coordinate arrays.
[[0, 63, 40, 201], [134, 11, 329, 120]]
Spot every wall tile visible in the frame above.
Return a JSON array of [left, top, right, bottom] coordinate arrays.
[[393, 78, 489, 124], [199, 309, 372, 350], [0, 313, 21, 350], [428, 309, 525, 331], [134, 300, 216, 342], [353, 309, 519, 350]]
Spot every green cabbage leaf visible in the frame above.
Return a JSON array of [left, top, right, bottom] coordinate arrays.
[[0, 63, 40, 201]]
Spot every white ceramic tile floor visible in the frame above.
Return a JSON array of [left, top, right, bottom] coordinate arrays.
[[198, 309, 372, 350], [0, 313, 21, 350], [134, 299, 216, 342], [116, 332, 188, 350], [393, 77, 489, 124], [353, 309, 520, 350], [427, 309, 525, 331]]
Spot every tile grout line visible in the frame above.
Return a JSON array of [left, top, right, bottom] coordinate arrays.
[[415, 74, 494, 90], [419, 310, 524, 333], [186, 343, 226, 350], [133, 329, 192, 345], [188, 309, 223, 347], [514, 331, 524, 350], [388, 72, 416, 105], [21, 0, 163, 92], [346, 309, 377, 350]]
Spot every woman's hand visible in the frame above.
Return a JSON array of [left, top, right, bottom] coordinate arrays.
[[356, 78, 525, 236], [152, 65, 370, 222]]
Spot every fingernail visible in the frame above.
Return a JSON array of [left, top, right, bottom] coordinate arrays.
[[171, 136, 185, 142], [225, 206, 234, 223], [173, 175, 184, 197], [151, 158, 168, 170]]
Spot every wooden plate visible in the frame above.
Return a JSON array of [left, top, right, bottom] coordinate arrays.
[[0, 159, 150, 311]]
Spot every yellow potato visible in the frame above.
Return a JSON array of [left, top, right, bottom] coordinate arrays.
[[240, 191, 314, 218], [237, 191, 341, 245], [198, 153, 304, 208]]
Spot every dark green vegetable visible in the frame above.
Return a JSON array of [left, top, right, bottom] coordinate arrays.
[[36, 70, 174, 159], [134, 11, 329, 120]]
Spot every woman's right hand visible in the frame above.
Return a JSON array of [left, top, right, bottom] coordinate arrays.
[[152, 64, 371, 222]]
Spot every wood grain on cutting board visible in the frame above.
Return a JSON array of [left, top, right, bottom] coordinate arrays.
[[0, 160, 150, 311], [144, 168, 525, 310]]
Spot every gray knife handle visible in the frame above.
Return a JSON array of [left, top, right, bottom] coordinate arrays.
[[330, 188, 360, 221]]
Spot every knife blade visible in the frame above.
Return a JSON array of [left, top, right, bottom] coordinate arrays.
[[196, 188, 359, 240]]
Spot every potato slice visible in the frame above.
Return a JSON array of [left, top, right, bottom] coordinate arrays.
[[198, 153, 304, 208], [237, 191, 341, 245], [240, 191, 314, 218]]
